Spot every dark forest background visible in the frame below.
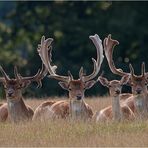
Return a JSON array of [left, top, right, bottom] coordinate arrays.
[[0, 1, 148, 98]]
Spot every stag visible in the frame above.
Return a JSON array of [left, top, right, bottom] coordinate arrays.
[[33, 34, 104, 120], [103, 34, 148, 119], [0, 64, 47, 123]]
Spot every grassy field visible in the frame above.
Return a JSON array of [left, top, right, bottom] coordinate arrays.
[[0, 96, 148, 147]]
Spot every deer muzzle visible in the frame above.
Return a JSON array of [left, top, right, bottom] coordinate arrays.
[[7, 89, 14, 97]]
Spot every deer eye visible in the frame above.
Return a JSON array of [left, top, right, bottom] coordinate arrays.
[[108, 85, 111, 88], [19, 84, 23, 87], [69, 88, 72, 91], [120, 84, 123, 87], [129, 83, 133, 87]]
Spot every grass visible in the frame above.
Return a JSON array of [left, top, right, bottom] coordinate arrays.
[[0, 96, 148, 147]]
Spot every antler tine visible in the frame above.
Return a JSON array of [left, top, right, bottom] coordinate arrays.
[[37, 36, 54, 74], [14, 66, 22, 81], [68, 71, 73, 80], [37, 36, 70, 83], [104, 34, 128, 77], [82, 34, 104, 82], [141, 62, 145, 77], [79, 67, 84, 78], [0, 66, 10, 81], [129, 63, 135, 78], [100, 71, 104, 77], [97, 71, 105, 82], [20, 64, 48, 88]]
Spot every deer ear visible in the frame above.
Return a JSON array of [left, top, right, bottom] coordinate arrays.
[[58, 82, 69, 90], [120, 75, 130, 85], [85, 80, 96, 90], [98, 76, 109, 87]]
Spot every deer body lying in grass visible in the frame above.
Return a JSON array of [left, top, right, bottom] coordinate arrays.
[[96, 75, 135, 121], [33, 34, 104, 121], [122, 64, 148, 119], [0, 64, 47, 123], [0, 103, 8, 122], [103, 34, 148, 119], [32, 100, 57, 120]]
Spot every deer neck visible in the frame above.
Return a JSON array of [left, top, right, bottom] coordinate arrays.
[[143, 90, 148, 112], [7, 96, 31, 123], [69, 99, 87, 119], [134, 94, 148, 117], [112, 95, 122, 121]]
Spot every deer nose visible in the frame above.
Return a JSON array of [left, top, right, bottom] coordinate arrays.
[[8, 92, 13, 97], [115, 90, 120, 94], [76, 95, 82, 100], [8, 89, 14, 97], [136, 89, 142, 94]]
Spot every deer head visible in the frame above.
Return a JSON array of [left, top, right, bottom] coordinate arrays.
[[98, 74, 130, 97], [37, 34, 104, 101], [128, 63, 148, 96], [0, 64, 47, 101], [103, 34, 148, 96]]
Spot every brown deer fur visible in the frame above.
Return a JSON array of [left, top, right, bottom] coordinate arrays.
[[35, 34, 104, 120], [97, 75, 135, 121], [0, 103, 8, 122], [33, 101, 56, 120]]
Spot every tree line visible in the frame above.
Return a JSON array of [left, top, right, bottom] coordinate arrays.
[[0, 1, 148, 98]]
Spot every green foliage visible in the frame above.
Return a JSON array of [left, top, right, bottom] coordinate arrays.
[[0, 1, 148, 97]]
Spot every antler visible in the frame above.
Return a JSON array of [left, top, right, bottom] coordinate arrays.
[[38, 34, 104, 83], [103, 34, 128, 77], [37, 36, 70, 82], [141, 62, 145, 77], [104, 34, 148, 84], [79, 34, 104, 82], [129, 62, 146, 79], [14, 64, 48, 88], [0, 66, 10, 82]]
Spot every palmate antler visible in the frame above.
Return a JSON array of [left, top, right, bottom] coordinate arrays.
[[103, 34, 147, 79], [103, 34, 128, 77], [80, 34, 104, 82], [37, 34, 104, 83], [37, 36, 70, 82]]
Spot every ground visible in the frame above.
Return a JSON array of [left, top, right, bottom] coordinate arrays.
[[0, 96, 148, 147]]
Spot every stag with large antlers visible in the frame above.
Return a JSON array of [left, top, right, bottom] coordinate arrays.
[[0, 64, 47, 123], [33, 34, 104, 120], [104, 34, 148, 119], [96, 74, 135, 121]]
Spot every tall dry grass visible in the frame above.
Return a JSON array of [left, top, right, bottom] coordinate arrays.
[[0, 96, 148, 147]]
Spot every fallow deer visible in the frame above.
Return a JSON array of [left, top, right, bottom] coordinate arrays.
[[33, 34, 104, 120], [0, 64, 47, 123], [96, 74, 135, 121], [103, 34, 148, 119]]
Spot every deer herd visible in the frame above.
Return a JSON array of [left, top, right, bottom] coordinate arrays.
[[0, 33, 147, 123]]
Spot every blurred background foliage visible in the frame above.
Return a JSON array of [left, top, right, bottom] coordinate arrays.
[[0, 1, 148, 99]]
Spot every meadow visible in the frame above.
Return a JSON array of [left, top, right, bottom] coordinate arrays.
[[0, 96, 148, 147]]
